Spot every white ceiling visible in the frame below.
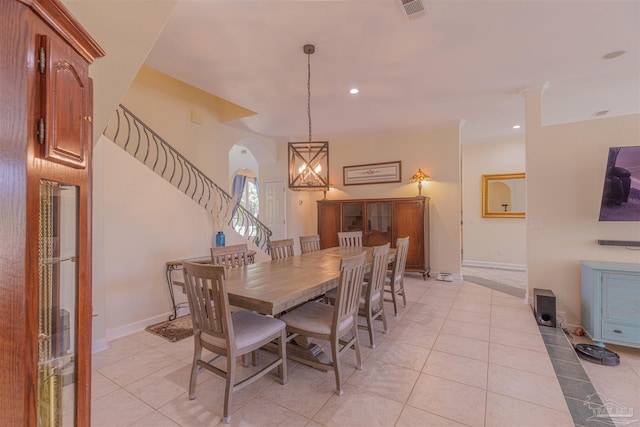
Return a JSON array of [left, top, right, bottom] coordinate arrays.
[[144, 0, 640, 145]]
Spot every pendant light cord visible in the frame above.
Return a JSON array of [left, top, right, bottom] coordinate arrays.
[[307, 51, 312, 144]]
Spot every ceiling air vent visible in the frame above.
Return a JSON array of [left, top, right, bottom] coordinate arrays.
[[400, 0, 426, 19], [591, 110, 609, 118]]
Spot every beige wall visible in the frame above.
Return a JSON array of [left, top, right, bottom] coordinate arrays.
[[527, 112, 640, 326], [307, 124, 463, 277], [62, 0, 178, 141], [462, 138, 527, 268], [92, 69, 275, 346]]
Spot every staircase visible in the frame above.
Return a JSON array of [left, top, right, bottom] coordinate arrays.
[[103, 104, 272, 252]]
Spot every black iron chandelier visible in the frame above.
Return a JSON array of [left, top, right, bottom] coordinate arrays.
[[288, 44, 329, 191]]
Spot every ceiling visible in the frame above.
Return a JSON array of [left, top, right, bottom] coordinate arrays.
[[144, 0, 640, 145]]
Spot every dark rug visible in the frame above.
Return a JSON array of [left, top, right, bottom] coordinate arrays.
[[145, 314, 193, 342]]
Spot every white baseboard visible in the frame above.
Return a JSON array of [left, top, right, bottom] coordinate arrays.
[[462, 260, 526, 272], [98, 307, 189, 350], [92, 338, 109, 354], [92, 311, 175, 354]]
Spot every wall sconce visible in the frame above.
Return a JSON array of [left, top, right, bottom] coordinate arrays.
[[288, 44, 330, 192], [409, 168, 431, 195]]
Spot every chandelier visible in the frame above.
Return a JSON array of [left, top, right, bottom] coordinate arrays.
[[288, 44, 329, 191]]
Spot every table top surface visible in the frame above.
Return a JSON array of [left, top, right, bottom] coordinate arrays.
[[224, 246, 391, 316]]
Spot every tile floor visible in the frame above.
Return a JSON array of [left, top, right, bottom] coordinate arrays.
[[91, 274, 640, 426]]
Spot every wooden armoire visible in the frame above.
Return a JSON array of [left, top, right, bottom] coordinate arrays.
[[0, 0, 104, 425], [317, 196, 430, 278]]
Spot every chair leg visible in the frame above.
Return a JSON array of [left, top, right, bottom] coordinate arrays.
[[223, 355, 235, 424], [278, 330, 288, 384], [391, 284, 399, 316], [380, 306, 388, 334], [400, 277, 407, 308], [352, 323, 362, 370], [366, 311, 375, 349], [330, 337, 343, 396], [188, 345, 202, 400]]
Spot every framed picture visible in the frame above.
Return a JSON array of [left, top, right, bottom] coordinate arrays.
[[343, 161, 402, 186]]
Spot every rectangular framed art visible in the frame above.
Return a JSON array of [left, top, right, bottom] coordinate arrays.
[[343, 161, 402, 186]]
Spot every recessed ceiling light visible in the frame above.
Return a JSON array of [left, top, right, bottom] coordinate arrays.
[[349, 88, 359, 94], [512, 125, 521, 129], [603, 50, 626, 60]]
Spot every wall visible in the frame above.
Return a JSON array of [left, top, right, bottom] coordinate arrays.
[[300, 124, 463, 277], [462, 138, 527, 268], [92, 68, 274, 347], [62, 0, 178, 142], [527, 112, 640, 326]]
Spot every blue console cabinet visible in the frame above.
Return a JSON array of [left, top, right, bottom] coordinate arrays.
[[581, 261, 640, 349]]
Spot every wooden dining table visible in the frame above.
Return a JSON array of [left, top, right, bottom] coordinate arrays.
[[167, 245, 395, 365], [224, 246, 385, 316], [224, 246, 395, 364]]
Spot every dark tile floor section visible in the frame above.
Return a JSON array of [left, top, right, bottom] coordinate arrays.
[[466, 278, 615, 426], [538, 325, 614, 427], [462, 275, 526, 298]]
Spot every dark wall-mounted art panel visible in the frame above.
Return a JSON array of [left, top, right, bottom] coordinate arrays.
[[599, 146, 640, 221]]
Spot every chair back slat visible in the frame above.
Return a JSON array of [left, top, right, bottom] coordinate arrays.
[[299, 234, 321, 254], [270, 238, 295, 260], [368, 243, 391, 300], [333, 252, 366, 333], [391, 236, 410, 280], [338, 231, 363, 247], [210, 243, 250, 268], [182, 262, 233, 346]]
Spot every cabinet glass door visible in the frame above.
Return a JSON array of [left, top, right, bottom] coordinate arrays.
[[342, 202, 364, 231], [366, 202, 391, 246], [38, 180, 78, 426]]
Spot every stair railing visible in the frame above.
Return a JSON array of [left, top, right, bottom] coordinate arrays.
[[103, 104, 271, 252]]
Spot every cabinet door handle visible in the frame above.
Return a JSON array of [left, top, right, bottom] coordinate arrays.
[[613, 329, 622, 334]]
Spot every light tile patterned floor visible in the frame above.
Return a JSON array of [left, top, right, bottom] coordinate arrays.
[[91, 274, 640, 426]]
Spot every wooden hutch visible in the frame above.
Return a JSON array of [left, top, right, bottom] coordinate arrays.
[[318, 196, 430, 278], [0, 0, 104, 425]]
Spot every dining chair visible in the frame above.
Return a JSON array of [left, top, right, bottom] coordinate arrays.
[[385, 236, 410, 315], [182, 261, 287, 424], [299, 234, 321, 254], [280, 251, 366, 396], [210, 243, 251, 268], [338, 230, 363, 247], [269, 238, 295, 260], [325, 244, 390, 348]]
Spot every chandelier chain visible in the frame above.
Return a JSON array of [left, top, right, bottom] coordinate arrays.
[[307, 51, 312, 143]]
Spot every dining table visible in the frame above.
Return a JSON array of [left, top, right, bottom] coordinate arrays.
[[224, 246, 387, 315], [165, 245, 395, 365]]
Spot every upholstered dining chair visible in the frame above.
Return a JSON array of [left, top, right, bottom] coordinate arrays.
[[269, 238, 295, 260], [299, 234, 321, 254], [182, 261, 287, 424], [338, 230, 363, 247], [325, 244, 390, 348], [385, 236, 410, 315], [280, 251, 366, 396], [210, 243, 251, 268]]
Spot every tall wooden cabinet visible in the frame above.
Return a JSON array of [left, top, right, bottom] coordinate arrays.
[[0, 1, 104, 425], [318, 197, 430, 278]]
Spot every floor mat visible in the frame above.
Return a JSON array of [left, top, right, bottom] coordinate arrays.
[[145, 314, 193, 342]]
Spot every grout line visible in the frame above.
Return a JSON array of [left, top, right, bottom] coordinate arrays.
[[539, 326, 615, 426]]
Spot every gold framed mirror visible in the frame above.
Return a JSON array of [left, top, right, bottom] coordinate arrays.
[[482, 173, 526, 218]]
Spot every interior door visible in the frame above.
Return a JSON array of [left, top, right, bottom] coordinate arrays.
[[263, 181, 285, 240]]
